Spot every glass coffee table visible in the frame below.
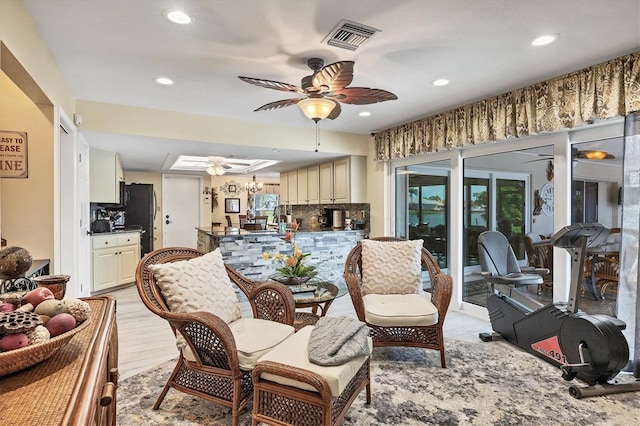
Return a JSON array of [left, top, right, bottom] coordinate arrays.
[[287, 280, 347, 330]]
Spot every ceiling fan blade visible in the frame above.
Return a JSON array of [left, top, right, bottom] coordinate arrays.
[[328, 87, 398, 105], [253, 98, 302, 112], [523, 157, 553, 164], [327, 101, 341, 120], [312, 61, 354, 92], [207, 156, 227, 164], [238, 76, 303, 93]]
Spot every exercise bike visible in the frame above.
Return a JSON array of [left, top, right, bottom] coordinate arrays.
[[478, 223, 639, 398]]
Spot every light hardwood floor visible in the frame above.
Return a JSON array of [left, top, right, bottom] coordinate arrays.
[[109, 284, 490, 380]]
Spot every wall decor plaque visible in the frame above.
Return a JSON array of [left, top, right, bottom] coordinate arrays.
[[0, 131, 28, 178]]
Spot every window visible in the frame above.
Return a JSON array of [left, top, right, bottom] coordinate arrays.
[[572, 180, 598, 223]]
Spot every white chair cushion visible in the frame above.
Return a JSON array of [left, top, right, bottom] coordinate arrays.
[[149, 248, 241, 324], [230, 317, 295, 370], [363, 293, 438, 327], [182, 317, 294, 370], [256, 325, 372, 397], [361, 239, 423, 295]]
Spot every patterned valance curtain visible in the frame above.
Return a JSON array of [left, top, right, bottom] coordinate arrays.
[[374, 51, 640, 161]]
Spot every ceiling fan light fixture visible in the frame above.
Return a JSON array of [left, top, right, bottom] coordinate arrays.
[[206, 165, 226, 176], [298, 98, 336, 121], [583, 150, 608, 160]]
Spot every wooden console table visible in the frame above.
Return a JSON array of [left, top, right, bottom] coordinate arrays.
[[0, 296, 118, 425]]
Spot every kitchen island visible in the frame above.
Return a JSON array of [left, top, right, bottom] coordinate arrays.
[[196, 228, 368, 287]]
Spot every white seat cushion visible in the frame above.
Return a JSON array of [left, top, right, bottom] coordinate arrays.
[[361, 239, 424, 295], [256, 325, 372, 397], [363, 293, 438, 327], [183, 317, 294, 370]]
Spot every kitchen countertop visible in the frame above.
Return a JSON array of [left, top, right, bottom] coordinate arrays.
[[197, 227, 368, 237], [91, 226, 144, 235]]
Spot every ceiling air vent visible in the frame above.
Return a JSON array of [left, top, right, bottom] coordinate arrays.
[[323, 20, 380, 51]]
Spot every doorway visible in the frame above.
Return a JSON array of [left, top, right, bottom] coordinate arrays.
[[162, 175, 201, 248]]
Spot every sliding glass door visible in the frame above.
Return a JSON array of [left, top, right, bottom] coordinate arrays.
[[396, 161, 450, 270], [496, 178, 526, 259]]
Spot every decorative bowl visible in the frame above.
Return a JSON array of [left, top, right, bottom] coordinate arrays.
[[270, 275, 313, 286], [0, 318, 90, 376]]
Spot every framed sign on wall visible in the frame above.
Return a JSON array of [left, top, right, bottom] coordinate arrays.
[[225, 198, 240, 213], [0, 131, 28, 178]]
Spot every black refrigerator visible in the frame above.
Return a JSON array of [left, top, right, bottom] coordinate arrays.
[[124, 183, 155, 256]]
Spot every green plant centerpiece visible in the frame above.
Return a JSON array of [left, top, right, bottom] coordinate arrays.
[[262, 221, 317, 285]]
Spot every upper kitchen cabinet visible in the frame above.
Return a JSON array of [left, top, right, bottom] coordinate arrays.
[[320, 156, 366, 204], [279, 170, 298, 204], [297, 165, 320, 204], [90, 147, 124, 203]]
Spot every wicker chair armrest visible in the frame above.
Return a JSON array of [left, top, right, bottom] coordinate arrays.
[[249, 282, 295, 326], [163, 310, 242, 374], [430, 272, 453, 324], [252, 360, 333, 403], [344, 271, 366, 321]]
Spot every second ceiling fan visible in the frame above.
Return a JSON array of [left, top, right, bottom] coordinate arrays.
[[238, 58, 397, 121]]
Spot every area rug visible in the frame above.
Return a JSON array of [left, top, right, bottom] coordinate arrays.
[[117, 339, 640, 425]]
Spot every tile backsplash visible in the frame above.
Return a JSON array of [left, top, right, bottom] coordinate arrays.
[[282, 203, 370, 231]]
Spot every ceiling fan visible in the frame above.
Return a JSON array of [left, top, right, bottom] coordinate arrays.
[[524, 148, 615, 164], [238, 58, 397, 121], [203, 156, 255, 176]]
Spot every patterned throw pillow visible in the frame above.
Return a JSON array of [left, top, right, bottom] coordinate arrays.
[[361, 239, 423, 295], [149, 248, 241, 323]]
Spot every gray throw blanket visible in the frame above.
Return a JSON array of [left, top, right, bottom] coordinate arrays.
[[308, 316, 371, 366]]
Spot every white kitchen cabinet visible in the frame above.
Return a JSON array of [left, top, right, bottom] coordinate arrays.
[[90, 147, 124, 203], [306, 165, 320, 204], [287, 170, 298, 204], [297, 167, 308, 203], [296, 166, 319, 204], [319, 162, 334, 203], [279, 170, 298, 204], [279, 172, 289, 203], [332, 157, 350, 203], [319, 156, 366, 204], [91, 232, 140, 293]]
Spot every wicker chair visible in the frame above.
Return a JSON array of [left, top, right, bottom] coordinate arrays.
[[523, 233, 554, 294], [135, 247, 296, 426], [594, 256, 620, 299], [344, 237, 453, 367]]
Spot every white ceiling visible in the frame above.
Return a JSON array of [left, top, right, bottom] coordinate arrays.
[[22, 0, 640, 174]]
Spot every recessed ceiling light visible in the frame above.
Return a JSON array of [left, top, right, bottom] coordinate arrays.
[[166, 10, 192, 25], [532, 34, 559, 46], [359, 111, 371, 117], [155, 77, 174, 86], [432, 79, 449, 86]]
